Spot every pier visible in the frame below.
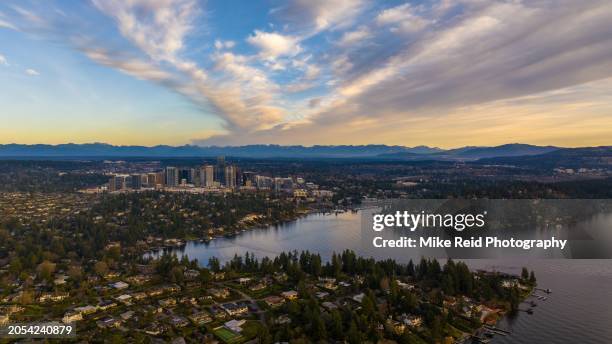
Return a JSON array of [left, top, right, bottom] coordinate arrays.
[[484, 325, 511, 336]]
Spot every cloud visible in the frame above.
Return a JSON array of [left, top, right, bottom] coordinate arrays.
[[214, 39, 235, 50], [197, 0, 612, 145], [247, 30, 301, 60], [272, 0, 365, 33], [25, 68, 39, 76], [375, 3, 431, 34], [89, 0, 288, 133], [338, 26, 371, 46], [83, 49, 173, 82], [0, 18, 17, 30], [0, 54, 7, 66], [92, 0, 198, 62]]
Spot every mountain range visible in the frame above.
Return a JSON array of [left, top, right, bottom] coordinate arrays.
[[0, 143, 606, 162]]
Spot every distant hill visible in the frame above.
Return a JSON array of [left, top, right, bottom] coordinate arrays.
[[442, 144, 559, 160], [0, 143, 435, 158], [377, 144, 560, 161], [0, 143, 582, 161], [477, 146, 612, 169]]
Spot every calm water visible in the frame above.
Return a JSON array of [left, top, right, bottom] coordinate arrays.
[[154, 211, 612, 343]]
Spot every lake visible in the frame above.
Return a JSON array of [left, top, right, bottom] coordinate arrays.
[[152, 210, 612, 343]]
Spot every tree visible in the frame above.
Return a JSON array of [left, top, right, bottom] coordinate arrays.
[[68, 265, 83, 283], [521, 267, 529, 280], [529, 271, 536, 284], [330, 310, 344, 339], [208, 256, 220, 272], [94, 261, 109, 277], [37, 260, 56, 282]]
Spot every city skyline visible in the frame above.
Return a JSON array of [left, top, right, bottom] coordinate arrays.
[[1, 0, 612, 148]]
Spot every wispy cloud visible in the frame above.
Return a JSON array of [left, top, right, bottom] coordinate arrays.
[[25, 68, 39, 76], [247, 30, 302, 61], [0, 18, 17, 30]]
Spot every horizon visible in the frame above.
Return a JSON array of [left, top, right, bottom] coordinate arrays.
[[1, 1, 612, 147]]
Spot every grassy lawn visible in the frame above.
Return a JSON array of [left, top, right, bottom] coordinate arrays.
[[240, 320, 263, 339], [213, 327, 243, 344]]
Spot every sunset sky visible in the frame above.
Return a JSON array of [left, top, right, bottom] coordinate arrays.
[[1, 0, 611, 148]]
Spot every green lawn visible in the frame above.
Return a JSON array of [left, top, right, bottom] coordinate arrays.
[[213, 327, 243, 344]]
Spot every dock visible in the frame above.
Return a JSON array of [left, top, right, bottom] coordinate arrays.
[[484, 325, 511, 336]]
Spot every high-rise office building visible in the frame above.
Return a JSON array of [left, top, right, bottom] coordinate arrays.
[[204, 165, 214, 187], [242, 171, 256, 186], [193, 168, 201, 187], [255, 175, 273, 189], [274, 177, 294, 192], [216, 156, 226, 185], [224, 165, 237, 188], [147, 173, 157, 187], [108, 174, 130, 191], [165, 167, 178, 187], [155, 172, 165, 188], [130, 174, 142, 190]]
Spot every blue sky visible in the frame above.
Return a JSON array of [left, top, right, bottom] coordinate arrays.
[[1, 0, 611, 147]]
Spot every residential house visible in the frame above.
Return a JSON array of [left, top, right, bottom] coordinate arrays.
[[263, 295, 285, 308], [281, 290, 298, 300], [111, 281, 129, 290], [221, 302, 248, 316], [189, 311, 213, 325]]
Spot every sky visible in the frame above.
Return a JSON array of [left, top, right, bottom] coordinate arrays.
[[0, 0, 611, 148]]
